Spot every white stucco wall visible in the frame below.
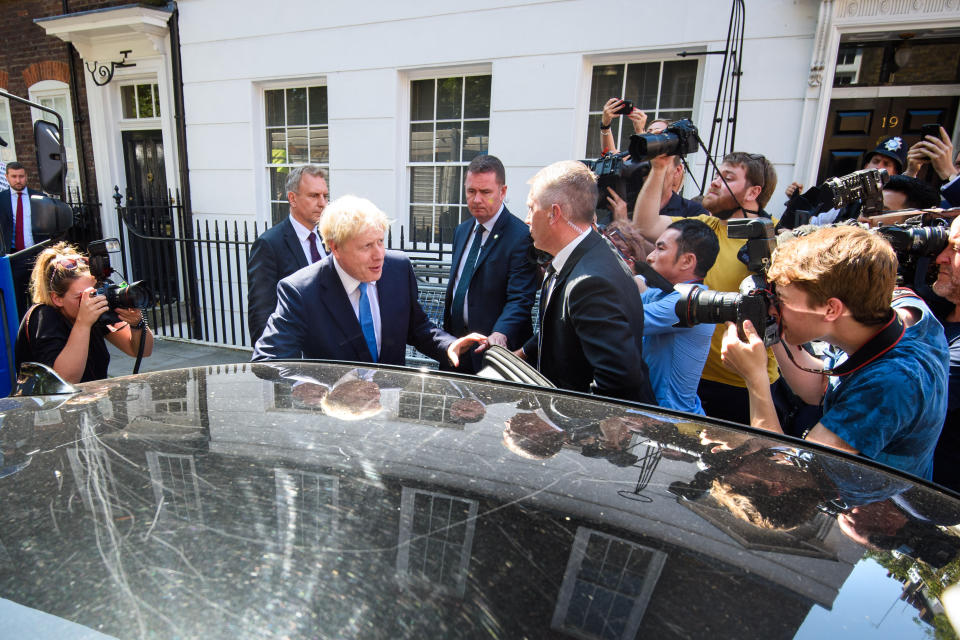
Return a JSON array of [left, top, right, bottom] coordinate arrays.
[[176, 0, 821, 225]]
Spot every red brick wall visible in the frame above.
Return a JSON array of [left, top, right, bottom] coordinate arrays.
[[0, 0, 138, 197]]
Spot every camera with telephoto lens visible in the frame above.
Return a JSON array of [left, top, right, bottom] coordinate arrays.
[[876, 216, 950, 296], [820, 167, 890, 218], [580, 152, 650, 227], [673, 218, 781, 347], [87, 238, 154, 325], [628, 118, 699, 161]]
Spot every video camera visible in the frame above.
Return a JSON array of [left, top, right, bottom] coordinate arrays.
[[783, 168, 890, 227], [673, 217, 781, 347], [87, 238, 153, 325], [580, 152, 650, 227]]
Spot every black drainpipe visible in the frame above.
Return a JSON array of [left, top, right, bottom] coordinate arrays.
[[62, 0, 90, 201], [167, 1, 202, 338]]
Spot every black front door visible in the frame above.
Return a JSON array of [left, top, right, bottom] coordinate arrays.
[[817, 96, 958, 183], [121, 130, 178, 306]]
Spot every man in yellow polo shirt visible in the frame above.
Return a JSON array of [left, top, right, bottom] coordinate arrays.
[[631, 151, 778, 423]]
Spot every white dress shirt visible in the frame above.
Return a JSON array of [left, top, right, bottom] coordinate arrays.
[[289, 215, 325, 265], [543, 227, 590, 309], [9, 188, 33, 249], [332, 257, 382, 355], [451, 204, 504, 326]]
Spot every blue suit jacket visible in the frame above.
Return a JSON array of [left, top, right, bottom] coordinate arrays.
[[252, 251, 455, 365], [942, 177, 960, 208], [247, 218, 312, 344], [442, 207, 538, 371], [0, 187, 47, 251]]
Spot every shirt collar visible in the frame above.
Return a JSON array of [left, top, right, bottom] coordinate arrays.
[[550, 228, 591, 274], [332, 256, 374, 297], [288, 214, 316, 242]]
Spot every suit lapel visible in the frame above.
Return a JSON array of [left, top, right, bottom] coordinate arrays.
[[282, 219, 309, 269], [318, 260, 370, 360], [542, 231, 600, 317]]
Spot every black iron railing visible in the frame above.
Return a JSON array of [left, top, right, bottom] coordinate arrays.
[[113, 191, 459, 349], [63, 187, 103, 250]]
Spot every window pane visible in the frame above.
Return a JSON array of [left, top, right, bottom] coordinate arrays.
[[589, 65, 623, 111], [625, 63, 660, 109], [436, 77, 463, 120], [410, 122, 433, 162], [463, 75, 491, 118], [121, 85, 137, 119], [265, 89, 285, 127], [410, 166, 434, 204], [660, 60, 698, 109], [287, 127, 308, 163], [435, 123, 460, 162], [271, 201, 289, 226], [266, 128, 286, 164], [309, 127, 329, 163], [286, 87, 307, 125], [410, 205, 434, 243], [136, 84, 154, 118], [270, 166, 291, 201], [435, 166, 461, 205], [411, 79, 434, 121], [308, 86, 328, 124], [153, 84, 161, 117], [585, 113, 604, 158], [462, 120, 489, 161], [657, 110, 692, 124], [437, 206, 459, 240]]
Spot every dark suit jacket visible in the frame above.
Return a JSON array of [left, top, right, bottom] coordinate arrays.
[[0, 187, 47, 252], [942, 178, 960, 208], [247, 218, 313, 344], [252, 251, 455, 365], [523, 231, 656, 404], [442, 207, 538, 372]]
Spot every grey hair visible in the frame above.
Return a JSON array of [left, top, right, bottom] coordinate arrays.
[[285, 165, 328, 199], [528, 160, 598, 225]]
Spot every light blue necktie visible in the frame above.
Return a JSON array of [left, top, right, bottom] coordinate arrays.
[[358, 282, 378, 362]]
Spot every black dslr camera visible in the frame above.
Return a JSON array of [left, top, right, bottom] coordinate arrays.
[[628, 118, 698, 161], [673, 218, 781, 347], [580, 152, 650, 227], [87, 238, 153, 325], [876, 216, 950, 296]]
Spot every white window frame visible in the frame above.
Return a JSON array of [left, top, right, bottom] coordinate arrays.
[[117, 81, 162, 122], [255, 78, 329, 226], [28, 80, 81, 197], [0, 94, 16, 165], [400, 64, 492, 253], [582, 51, 702, 159]]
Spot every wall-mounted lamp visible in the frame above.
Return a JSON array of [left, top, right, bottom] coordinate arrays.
[[85, 50, 136, 86]]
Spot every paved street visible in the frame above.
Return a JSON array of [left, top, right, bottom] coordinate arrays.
[[106, 337, 250, 378]]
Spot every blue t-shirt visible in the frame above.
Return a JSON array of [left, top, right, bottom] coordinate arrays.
[[640, 285, 714, 414], [820, 296, 949, 480]]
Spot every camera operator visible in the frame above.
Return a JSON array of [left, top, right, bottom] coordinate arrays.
[[878, 174, 941, 213], [931, 215, 960, 491], [721, 225, 949, 480], [631, 151, 780, 424], [639, 219, 719, 414], [904, 125, 960, 208], [14, 242, 153, 384]]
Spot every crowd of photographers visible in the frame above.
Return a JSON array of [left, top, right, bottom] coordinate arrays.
[[581, 100, 958, 491]]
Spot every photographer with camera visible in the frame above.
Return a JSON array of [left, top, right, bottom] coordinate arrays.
[[598, 98, 647, 155], [631, 150, 779, 424], [14, 242, 153, 384], [720, 225, 949, 480]]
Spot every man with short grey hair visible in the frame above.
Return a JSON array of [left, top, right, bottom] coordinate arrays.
[[247, 165, 329, 344], [519, 160, 655, 403]]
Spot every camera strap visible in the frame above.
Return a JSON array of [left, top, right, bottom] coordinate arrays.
[[780, 288, 919, 377]]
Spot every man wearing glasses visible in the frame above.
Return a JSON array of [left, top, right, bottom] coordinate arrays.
[[631, 151, 779, 424]]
